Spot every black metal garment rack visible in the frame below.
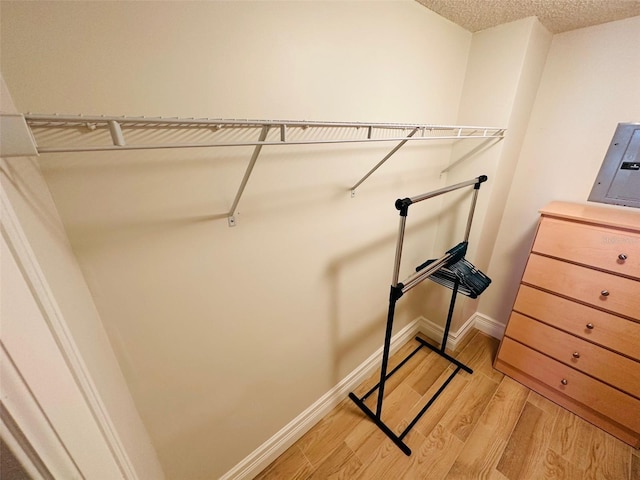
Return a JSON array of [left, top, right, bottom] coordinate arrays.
[[348, 175, 491, 456]]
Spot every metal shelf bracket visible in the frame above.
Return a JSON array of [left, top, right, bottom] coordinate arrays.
[[227, 125, 270, 226]]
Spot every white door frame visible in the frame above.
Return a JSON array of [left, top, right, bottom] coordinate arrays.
[[1, 188, 135, 479]]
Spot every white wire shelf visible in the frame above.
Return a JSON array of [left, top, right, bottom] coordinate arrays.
[[15, 113, 506, 226]]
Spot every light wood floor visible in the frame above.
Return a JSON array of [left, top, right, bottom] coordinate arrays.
[[255, 330, 640, 480]]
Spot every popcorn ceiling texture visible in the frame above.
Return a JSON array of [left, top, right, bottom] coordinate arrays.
[[416, 0, 640, 33]]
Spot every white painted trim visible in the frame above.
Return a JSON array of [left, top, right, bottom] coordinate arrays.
[[0, 188, 138, 479], [471, 312, 505, 339], [0, 344, 61, 480], [220, 317, 423, 480], [415, 313, 477, 351]]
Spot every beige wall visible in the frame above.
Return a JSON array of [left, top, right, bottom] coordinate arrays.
[[0, 75, 164, 478], [479, 15, 640, 326], [1, 2, 476, 478], [417, 17, 553, 331]]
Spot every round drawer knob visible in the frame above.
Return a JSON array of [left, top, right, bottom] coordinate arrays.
[[586, 323, 594, 330], [600, 290, 610, 297], [618, 253, 627, 262], [572, 352, 580, 359], [561, 379, 568, 386]]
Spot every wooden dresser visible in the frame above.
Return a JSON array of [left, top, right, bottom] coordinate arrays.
[[495, 201, 640, 448]]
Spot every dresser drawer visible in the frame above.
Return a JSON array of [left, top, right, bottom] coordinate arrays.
[[523, 254, 640, 320], [505, 312, 640, 399], [533, 217, 640, 280], [498, 338, 640, 434], [513, 285, 640, 361]]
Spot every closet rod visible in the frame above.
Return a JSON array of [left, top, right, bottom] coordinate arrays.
[[29, 135, 504, 153]]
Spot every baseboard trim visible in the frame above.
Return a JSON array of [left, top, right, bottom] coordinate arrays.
[[415, 313, 477, 351], [221, 311, 500, 480], [472, 312, 505, 339], [219, 317, 423, 480]]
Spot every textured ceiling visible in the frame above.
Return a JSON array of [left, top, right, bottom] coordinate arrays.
[[415, 0, 640, 33]]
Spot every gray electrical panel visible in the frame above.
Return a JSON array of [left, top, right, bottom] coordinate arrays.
[[589, 123, 640, 209]]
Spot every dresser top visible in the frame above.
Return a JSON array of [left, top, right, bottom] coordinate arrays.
[[540, 201, 640, 232]]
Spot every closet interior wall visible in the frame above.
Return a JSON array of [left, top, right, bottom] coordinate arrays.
[[0, 2, 565, 479], [1, 3, 475, 478]]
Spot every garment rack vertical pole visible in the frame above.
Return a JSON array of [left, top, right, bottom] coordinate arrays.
[[348, 175, 489, 456]]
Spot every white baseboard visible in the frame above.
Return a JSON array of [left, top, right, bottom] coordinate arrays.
[[220, 311, 503, 480], [471, 312, 505, 339], [415, 313, 478, 351], [219, 317, 424, 480]]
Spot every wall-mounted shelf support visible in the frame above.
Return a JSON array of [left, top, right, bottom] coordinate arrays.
[[227, 125, 270, 226], [350, 127, 419, 196], [4, 113, 505, 226]]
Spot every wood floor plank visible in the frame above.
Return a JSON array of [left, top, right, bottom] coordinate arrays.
[[296, 399, 363, 466], [476, 376, 529, 436], [454, 331, 504, 382], [445, 376, 529, 479], [352, 338, 430, 404], [549, 408, 594, 471], [255, 329, 636, 480], [253, 445, 313, 480], [439, 371, 500, 442], [350, 423, 457, 480], [444, 433, 509, 480], [496, 402, 543, 479], [405, 350, 452, 396], [343, 417, 391, 467], [355, 430, 428, 480], [534, 448, 586, 480], [448, 328, 479, 355], [400, 423, 465, 480], [374, 382, 422, 432], [403, 367, 470, 439], [631, 452, 640, 480], [306, 442, 362, 480], [345, 383, 421, 464], [362, 349, 430, 412], [351, 434, 419, 480], [583, 428, 632, 480], [497, 399, 558, 479], [526, 390, 563, 417]]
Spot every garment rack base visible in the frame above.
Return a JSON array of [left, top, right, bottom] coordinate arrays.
[[348, 333, 473, 456]]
